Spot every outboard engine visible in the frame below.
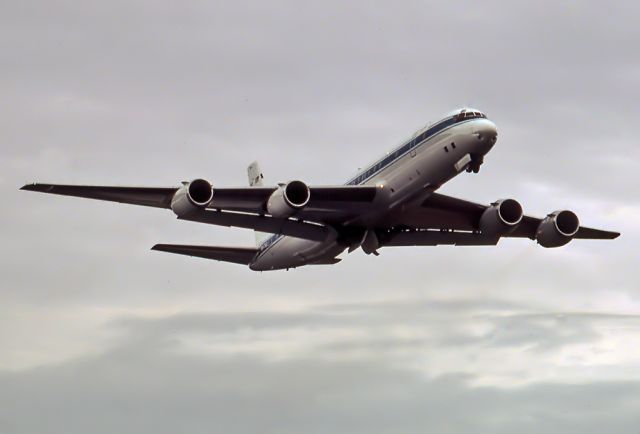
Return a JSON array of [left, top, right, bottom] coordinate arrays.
[[536, 210, 580, 248], [267, 180, 310, 218], [171, 179, 213, 217], [479, 198, 523, 237]]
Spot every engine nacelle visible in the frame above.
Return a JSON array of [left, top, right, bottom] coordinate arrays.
[[267, 180, 310, 218], [479, 198, 523, 237], [171, 178, 213, 217], [536, 210, 580, 248]]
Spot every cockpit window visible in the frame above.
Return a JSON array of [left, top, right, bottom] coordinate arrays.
[[455, 110, 485, 121]]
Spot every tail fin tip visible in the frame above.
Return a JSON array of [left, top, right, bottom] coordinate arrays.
[[247, 161, 264, 187], [247, 161, 269, 246]]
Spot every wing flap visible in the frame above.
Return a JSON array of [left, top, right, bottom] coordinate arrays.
[[384, 230, 499, 247], [152, 244, 258, 265]]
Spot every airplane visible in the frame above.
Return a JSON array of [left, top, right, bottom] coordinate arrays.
[[21, 107, 619, 271]]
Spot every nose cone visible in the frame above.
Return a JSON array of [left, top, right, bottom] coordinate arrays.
[[473, 119, 498, 151], [474, 119, 497, 140]]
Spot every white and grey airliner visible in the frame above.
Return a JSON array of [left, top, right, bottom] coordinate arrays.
[[22, 108, 619, 271]]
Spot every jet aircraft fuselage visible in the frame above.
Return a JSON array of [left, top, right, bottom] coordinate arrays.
[[252, 110, 498, 270]]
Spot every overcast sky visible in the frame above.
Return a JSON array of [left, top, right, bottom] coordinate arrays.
[[1, 1, 639, 433]]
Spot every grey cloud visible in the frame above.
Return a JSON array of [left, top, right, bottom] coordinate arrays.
[[479, 313, 600, 352], [110, 297, 527, 341], [1, 330, 639, 434], [111, 300, 640, 360]]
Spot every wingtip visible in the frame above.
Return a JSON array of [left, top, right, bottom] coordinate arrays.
[[20, 183, 37, 191], [20, 182, 54, 192], [21, 183, 59, 193], [151, 244, 176, 252], [600, 230, 621, 240]]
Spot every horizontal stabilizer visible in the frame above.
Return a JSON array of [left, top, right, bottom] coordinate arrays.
[[152, 244, 258, 265]]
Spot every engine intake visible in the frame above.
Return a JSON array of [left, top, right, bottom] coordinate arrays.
[[267, 180, 310, 218], [479, 198, 523, 237], [171, 178, 213, 217], [536, 210, 580, 248]]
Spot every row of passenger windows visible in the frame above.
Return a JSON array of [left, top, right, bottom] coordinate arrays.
[[348, 148, 406, 185], [347, 115, 463, 185], [261, 234, 282, 248]]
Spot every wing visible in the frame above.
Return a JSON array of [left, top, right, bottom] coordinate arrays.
[[385, 192, 619, 244], [21, 182, 379, 240]]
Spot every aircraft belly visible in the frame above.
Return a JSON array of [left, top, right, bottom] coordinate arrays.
[[249, 237, 342, 271]]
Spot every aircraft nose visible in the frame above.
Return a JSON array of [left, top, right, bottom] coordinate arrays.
[[474, 119, 498, 145]]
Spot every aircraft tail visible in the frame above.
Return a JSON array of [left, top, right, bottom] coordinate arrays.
[[247, 161, 270, 246]]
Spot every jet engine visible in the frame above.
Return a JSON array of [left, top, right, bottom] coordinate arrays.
[[479, 198, 523, 237], [536, 210, 580, 248], [171, 178, 213, 217], [267, 180, 310, 218]]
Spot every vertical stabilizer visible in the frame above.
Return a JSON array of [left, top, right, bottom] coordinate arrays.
[[247, 161, 264, 187], [247, 161, 270, 246]]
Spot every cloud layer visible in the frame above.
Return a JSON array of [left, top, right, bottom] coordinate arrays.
[[3, 301, 640, 434]]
